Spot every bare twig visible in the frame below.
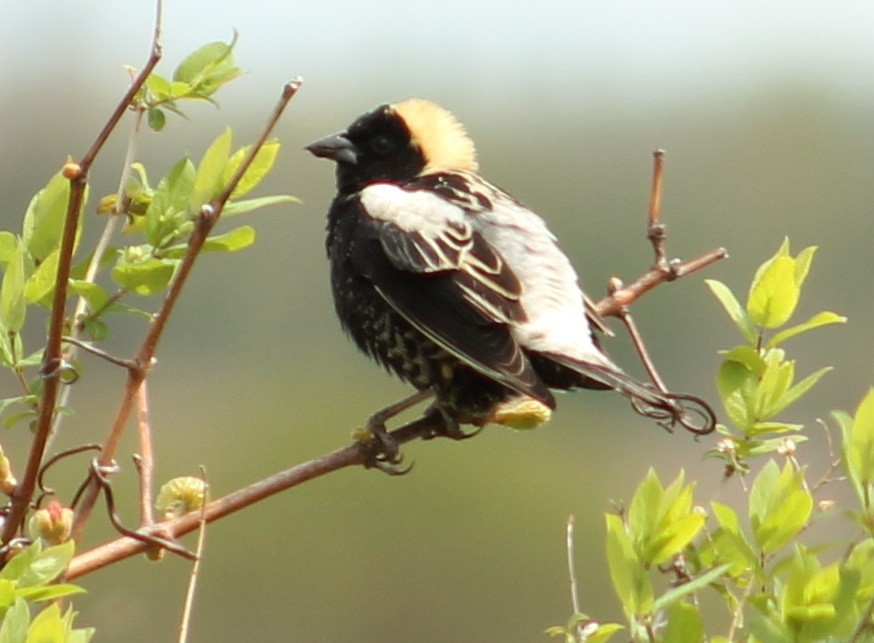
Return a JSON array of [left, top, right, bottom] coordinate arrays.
[[134, 382, 156, 527], [69, 79, 303, 543], [67, 412, 439, 579], [0, 9, 163, 547], [647, 150, 668, 268], [566, 515, 583, 640], [61, 337, 137, 370], [178, 467, 209, 643]]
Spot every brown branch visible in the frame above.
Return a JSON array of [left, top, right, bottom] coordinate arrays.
[[133, 382, 156, 527], [0, 12, 163, 548], [69, 80, 303, 544], [67, 413, 439, 579]]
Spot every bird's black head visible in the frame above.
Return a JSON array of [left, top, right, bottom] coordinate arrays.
[[306, 99, 478, 193]]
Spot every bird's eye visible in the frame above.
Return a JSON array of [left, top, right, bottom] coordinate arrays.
[[369, 135, 394, 155]]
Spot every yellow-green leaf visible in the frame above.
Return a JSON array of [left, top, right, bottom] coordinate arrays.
[[1, 243, 26, 332], [747, 255, 799, 329], [190, 128, 233, 212], [223, 140, 281, 198]]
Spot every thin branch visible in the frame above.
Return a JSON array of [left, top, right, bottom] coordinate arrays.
[[134, 382, 156, 527], [67, 412, 439, 579], [566, 515, 583, 641], [177, 467, 209, 643], [0, 20, 163, 546], [61, 337, 137, 370], [596, 247, 727, 319], [647, 149, 668, 268], [614, 303, 669, 393], [69, 80, 303, 543]]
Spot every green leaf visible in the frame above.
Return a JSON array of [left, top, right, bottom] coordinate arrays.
[[716, 360, 756, 429], [16, 584, 85, 603], [842, 389, 874, 510], [749, 461, 813, 554], [145, 157, 196, 248], [661, 601, 704, 643], [0, 597, 30, 643], [720, 345, 766, 375], [190, 128, 233, 211], [162, 225, 256, 259], [21, 173, 71, 262], [0, 541, 41, 582], [706, 279, 757, 344], [747, 255, 800, 329], [23, 249, 59, 305], [18, 541, 75, 588], [223, 140, 281, 198], [653, 564, 732, 614], [1, 243, 27, 333], [173, 34, 242, 98], [766, 366, 832, 418], [767, 311, 846, 347], [793, 245, 817, 288], [222, 194, 300, 218], [605, 513, 653, 618], [68, 280, 109, 313], [111, 258, 175, 296], [26, 602, 65, 642], [147, 107, 166, 131], [584, 623, 623, 643], [0, 233, 18, 265]]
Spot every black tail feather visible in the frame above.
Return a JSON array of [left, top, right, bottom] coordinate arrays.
[[540, 354, 717, 435]]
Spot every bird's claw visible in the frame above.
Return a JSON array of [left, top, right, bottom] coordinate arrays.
[[356, 421, 413, 476]]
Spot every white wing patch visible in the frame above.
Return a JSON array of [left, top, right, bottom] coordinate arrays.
[[471, 193, 612, 366], [360, 183, 468, 239]]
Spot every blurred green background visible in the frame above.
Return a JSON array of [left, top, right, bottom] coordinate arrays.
[[1, 2, 873, 641]]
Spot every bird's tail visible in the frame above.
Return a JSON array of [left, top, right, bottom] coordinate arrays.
[[542, 353, 716, 435]]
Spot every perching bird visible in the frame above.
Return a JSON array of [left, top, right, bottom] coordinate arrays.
[[307, 99, 714, 455]]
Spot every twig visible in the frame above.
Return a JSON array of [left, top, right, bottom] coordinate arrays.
[[596, 247, 727, 319], [566, 515, 583, 641], [647, 150, 668, 268], [61, 337, 137, 370], [610, 285, 669, 394], [0, 9, 163, 547], [67, 412, 440, 579], [177, 467, 209, 643], [69, 79, 303, 544], [134, 382, 156, 527]]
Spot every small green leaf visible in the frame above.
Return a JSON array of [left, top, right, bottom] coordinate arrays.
[[26, 602, 64, 642], [23, 249, 59, 305], [68, 280, 109, 313], [0, 597, 30, 643], [793, 245, 817, 288], [662, 602, 704, 643], [162, 225, 256, 259], [223, 140, 281, 198], [145, 157, 196, 248], [222, 194, 300, 218], [842, 389, 874, 510], [147, 107, 166, 131], [18, 541, 75, 588], [190, 128, 233, 211], [16, 584, 85, 603], [720, 345, 766, 375], [766, 366, 832, 418], [0, 541, 41, 582], [749, 461, 813, 554], [0, 233, 18, 265], [716, 360, 755, 429], [173, 34, 242, 98], [21, 173, 71, 262], [706, 279, 757, 344], [605, 513, 653, 618], [1, 243, 27, 333], [111, 259, 175, 296], [767, 311, 846, 347], [584, 623, 624, 643], [747, 255, 799, 329]]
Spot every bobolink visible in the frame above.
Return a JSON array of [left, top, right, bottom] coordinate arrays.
[[307, 99, 713, 451]]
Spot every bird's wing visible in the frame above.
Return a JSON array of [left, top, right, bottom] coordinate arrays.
[[355, 184, 553, 406]]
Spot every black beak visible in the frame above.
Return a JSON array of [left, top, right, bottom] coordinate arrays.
[[305, 132, 358, 165]]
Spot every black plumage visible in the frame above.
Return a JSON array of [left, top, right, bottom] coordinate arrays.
[[307, 99, 714, 433]]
